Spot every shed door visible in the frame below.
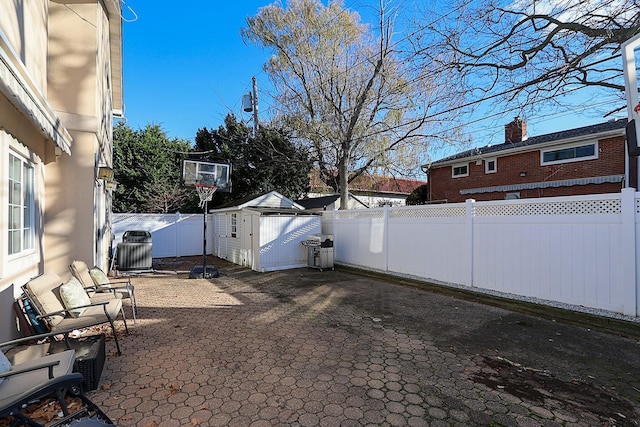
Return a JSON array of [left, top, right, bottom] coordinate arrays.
[[214, 213, 228, 259], [241, 214, 253, 268]]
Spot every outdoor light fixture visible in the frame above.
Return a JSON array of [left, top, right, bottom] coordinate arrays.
[[520, 171, 527, 177], [104, 180, 118, 191], [97, 166, 114, 181]]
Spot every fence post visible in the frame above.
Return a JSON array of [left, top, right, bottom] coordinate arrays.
[[175, 212, 181, 257], [384, 205, 390, 272], [465, 199, 476, 287], [621, 188, 638, 316]]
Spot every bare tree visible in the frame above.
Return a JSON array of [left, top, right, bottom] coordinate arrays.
[[141, 180, 190, 214], [415, 0, 640, 117], [242, 0, 459, 208]]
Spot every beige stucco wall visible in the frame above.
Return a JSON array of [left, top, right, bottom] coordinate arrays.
[[45, 1, 114, 275], [0, 0, 119, 341], [0, 1, 48, 92]]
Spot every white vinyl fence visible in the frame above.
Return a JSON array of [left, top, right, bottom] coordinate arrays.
[[323, 189, 640, 318], [113, 213, 212, 258], [114, 189, 640, 318]]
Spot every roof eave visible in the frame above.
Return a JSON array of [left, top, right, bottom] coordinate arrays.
[[426, 126, 626, 168], [106, 1, 123, 117]]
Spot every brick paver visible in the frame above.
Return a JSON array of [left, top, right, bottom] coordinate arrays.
[[89, 261, 640, 426]]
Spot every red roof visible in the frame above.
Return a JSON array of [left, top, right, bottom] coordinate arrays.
[[309, 170, 426, 195]]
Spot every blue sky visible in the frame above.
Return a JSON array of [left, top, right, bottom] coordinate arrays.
[[121, 1, 273, 142], [120, 1, 627, 154]]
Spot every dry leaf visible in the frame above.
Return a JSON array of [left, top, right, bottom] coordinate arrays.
[[143, 422, 158, 427], [101, 383, 112, 390], [191, 418, 201, 425]]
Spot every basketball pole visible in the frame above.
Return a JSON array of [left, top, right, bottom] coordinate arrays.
[[202, 198, 207, 278]]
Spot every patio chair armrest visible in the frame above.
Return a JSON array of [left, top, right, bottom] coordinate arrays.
[[108, 279, 131, 285], [35, 301, 108, 319], [0, 331, 71, 350], [0, 359, 60, 380], [108, 284, 134, 292]]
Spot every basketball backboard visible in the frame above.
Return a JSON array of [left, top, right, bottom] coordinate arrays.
[[622, 34, 640, 150], [182, 159, 231, 193]]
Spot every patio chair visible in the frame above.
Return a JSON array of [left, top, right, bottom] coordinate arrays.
[[0, 332, 114, 426], [22, 272, 128, 355], [70, 260, 137, 323]]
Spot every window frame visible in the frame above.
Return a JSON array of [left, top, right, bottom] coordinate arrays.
[[8, 152, 35, 257], [452, 163, 469, 178], [540, 141, 598, 166], [230, 213, 237, 238], [485, 158, 497, 174]]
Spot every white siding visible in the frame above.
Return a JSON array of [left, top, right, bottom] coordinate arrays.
[[258, 215, 320, 272]]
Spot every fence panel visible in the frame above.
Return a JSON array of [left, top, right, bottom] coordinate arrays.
[[472, 194, 625, 313], [387, 204, 468, 284], [328, 191, 638, 317], [113, 213, 212, 258], [332, 209, 387, 270]]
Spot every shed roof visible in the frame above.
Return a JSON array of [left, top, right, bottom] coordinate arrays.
[[295, 195, 340, 209], [211, 191, 304, 213]]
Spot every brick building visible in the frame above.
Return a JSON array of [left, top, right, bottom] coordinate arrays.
[[422, 118, 629, 203]]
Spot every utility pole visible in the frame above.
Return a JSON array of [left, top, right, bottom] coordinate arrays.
[[251, 76, 259, 137], [242, 77, 260, 137]]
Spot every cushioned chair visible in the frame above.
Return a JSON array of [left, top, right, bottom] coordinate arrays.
[[0, 332, 114, 426], [70, 260, 137, 323], [22, 272, 128, 355]]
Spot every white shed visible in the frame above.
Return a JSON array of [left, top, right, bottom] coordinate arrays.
[[210, 191, 322, 272]]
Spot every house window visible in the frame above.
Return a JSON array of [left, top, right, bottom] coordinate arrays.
[[231, 213, 237, 238], [505, 192, 520, 200], [541, 142, 597, 165], [8, 153, 35, 255], [485, 158, 497, 174], [452, 163, 469, 178]]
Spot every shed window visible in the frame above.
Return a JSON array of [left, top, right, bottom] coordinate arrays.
[[231, 213, 237, 238], [452, 163, 469, 178]]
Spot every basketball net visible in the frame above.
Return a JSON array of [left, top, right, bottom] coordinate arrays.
[[195, 184, 217, 209]]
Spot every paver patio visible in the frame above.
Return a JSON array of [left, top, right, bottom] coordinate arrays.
[[89, 258, 640, 426]]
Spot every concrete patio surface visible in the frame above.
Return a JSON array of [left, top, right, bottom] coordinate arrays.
[[90, 257, 640, 426]]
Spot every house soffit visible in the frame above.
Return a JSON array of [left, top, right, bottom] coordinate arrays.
[[0, 32, 72, 154]]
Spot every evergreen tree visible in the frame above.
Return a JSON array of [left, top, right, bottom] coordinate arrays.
[[193, 114, 311, 207], [113, 123, 192, 213]]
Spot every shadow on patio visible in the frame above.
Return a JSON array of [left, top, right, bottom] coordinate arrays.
[[84, 256, 640, 427]]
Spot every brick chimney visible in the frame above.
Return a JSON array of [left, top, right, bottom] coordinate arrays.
[[505, 117, 527, 143]]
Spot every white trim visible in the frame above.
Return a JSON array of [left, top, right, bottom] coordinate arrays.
[[7, 150, 36, 258], [452, 163, 469, 178], [485, 158, 497, 174], [540, 140, 598, 166]]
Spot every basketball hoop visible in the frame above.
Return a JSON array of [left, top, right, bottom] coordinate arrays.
[[195, 184, 217, 209]]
